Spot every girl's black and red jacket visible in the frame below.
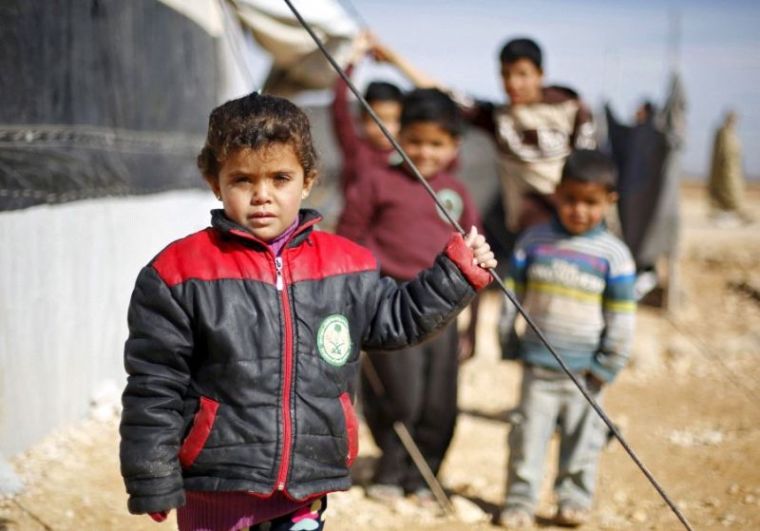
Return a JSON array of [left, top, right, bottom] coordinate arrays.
[[120, 209, 490, 514]]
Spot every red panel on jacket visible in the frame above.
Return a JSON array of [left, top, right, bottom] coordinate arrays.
[[286, 232, 377, 283], [152, 229, 275, 287], [152, 228, 377, 288]]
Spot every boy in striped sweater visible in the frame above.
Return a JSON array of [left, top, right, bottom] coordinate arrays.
[[499, 150, 636, 529]]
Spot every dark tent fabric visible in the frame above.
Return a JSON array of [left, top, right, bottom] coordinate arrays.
[[605, 74, 685, 270], [0, 0, 217, 211], [0, 0, 506, 252]]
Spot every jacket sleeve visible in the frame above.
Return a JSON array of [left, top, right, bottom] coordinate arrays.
[[119, 265, 193, 514], [592, 249, 637, 382], [362, 233, 491, 350], [455, 93, 498, 137], [331, 63, 360, 189], [571, 98, 596, 149]]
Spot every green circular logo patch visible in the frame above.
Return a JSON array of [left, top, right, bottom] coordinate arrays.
[[317, 314, 352, 367], [436, 188, 464, 224]]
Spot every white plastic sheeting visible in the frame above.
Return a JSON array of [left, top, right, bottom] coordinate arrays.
[[0, 191, 216, 455], [234, 0, 358, 94], [236, 0, 357, 66]]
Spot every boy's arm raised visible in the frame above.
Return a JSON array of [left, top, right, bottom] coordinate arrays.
[[331, 63, 361, 159], [119, 265, 193, 515], [371, 39, 440, 89], [370, 37, 498, 135], [570, 98, 596, 149], [457, 94, 498, 136], [383, 63, 500, 135], [330, 64, 359, 187], [362, 231, 493, 350], [330, 32, 373, 162]]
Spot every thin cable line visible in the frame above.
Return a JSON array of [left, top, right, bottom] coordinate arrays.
[[281, 1, 697, 529], [282, 0, 465, 236], [11, 499, 54, 531]]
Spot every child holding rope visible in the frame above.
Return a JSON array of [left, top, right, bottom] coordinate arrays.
[[119, 92, 495, 530], [336, 88, 483, 505], [499, 150, 635, 528]]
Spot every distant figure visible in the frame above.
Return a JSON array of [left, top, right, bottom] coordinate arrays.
[[708, 111, 748, 224], [337, 89, 484, 506], [634, 100, 656, 126], [499, 150, 636, 529]]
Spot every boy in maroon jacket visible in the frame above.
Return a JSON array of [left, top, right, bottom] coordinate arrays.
[[337, 88, 482, 504]]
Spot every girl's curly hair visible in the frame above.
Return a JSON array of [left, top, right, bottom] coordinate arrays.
[[197, 92, 318, 182]]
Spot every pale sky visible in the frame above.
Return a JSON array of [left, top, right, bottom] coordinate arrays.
[[247, 0, 760, 178]]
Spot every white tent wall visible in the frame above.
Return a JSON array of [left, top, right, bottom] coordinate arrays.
[[0, 0, 357, 459], [0, 191, 216, 455], [0, 0, 236, 459]]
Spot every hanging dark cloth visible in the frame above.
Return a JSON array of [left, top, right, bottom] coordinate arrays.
[[605, 73, 686, 270]]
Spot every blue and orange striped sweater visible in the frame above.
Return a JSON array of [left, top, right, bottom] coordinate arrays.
[[504, 219, 636, 382]]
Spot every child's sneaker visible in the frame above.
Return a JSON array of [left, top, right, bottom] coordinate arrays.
[[365, 483, 404, 505], [499, 507, 533, 528], [554, 505, 590, 527]]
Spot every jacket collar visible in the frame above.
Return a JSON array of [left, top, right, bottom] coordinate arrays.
[[211, 209, 322, 250]]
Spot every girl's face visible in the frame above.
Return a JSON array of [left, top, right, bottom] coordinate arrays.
[[208, 143, 313, 242]]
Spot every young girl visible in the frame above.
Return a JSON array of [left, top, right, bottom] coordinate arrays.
[[119, 92, 496, 531]]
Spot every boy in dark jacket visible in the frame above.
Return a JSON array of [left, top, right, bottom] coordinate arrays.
[[119, 92, 495, 530]]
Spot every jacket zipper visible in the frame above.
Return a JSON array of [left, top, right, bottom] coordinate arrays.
[[224, 221, 321, 491], [274, 256, 293, 491]]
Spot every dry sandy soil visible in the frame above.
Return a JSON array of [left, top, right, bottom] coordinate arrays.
[[2, 183, 758, 531]]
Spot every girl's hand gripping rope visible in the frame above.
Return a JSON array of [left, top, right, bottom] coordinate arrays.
[[464, 226, 497, 270]]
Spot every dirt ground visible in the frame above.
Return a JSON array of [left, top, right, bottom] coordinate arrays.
[[2, 183, 758, 531]]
